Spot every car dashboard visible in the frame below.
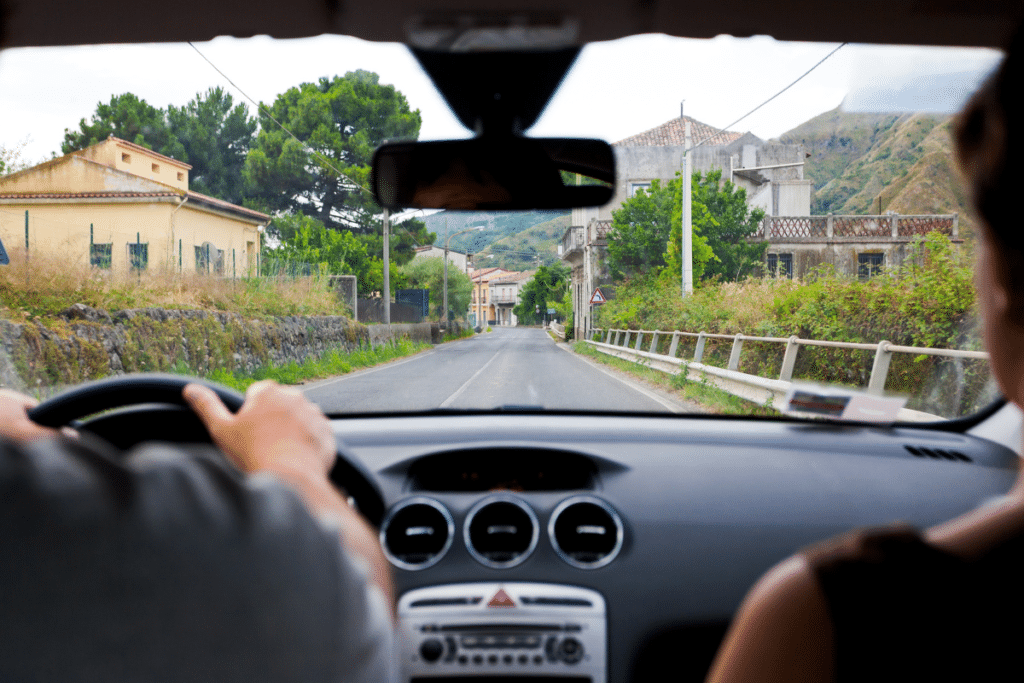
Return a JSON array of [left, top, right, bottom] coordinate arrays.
[[333, 412, 1020, 683]]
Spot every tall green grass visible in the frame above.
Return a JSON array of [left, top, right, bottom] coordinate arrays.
[[194, 338, 431, 392]]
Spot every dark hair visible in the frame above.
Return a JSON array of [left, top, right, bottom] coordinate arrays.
[[955, 28, 1024, 297]]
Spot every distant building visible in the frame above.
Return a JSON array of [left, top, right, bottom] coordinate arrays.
[[755, 213, 961, 280], [489, 270, 534, 326], [0, 137, 267, 274], [412, 244, 470, 273], [564, 114, 810, 339], [469, 267, 514, 326]]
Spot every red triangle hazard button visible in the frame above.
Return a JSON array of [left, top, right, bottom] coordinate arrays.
[[488, 588, 515, 608]]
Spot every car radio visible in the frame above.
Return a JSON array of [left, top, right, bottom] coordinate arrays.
[[398, 582, 607, 682]]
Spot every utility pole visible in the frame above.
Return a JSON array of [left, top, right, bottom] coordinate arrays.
[[682, 118, 694, 297], [443, 215, 449, 328], [382, 208, 390, 324]]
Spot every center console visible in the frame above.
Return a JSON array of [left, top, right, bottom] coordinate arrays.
[[398, 582, 607, 682]]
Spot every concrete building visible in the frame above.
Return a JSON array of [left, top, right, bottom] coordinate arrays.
[[563, 114, 811, 339], [489, 270, 534, 326], [0, 137, 267, 274], [412, 244, 470, 273], [469, 267, 514, 326], [756, 213, 960, 279]]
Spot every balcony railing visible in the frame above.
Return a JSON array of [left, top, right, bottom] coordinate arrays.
[[560, 226, 585, 259], [754, 214, 958, 242]]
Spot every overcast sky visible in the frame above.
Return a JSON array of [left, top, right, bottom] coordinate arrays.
[[0, 33, 1003, 164]]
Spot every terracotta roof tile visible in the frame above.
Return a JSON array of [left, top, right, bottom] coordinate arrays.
[[0, 190, 269, 223], [614, 116, 743, 148]]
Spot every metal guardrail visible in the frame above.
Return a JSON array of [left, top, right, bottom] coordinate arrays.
[[590, 327, 987, 395], [550, 321, 566, 340]]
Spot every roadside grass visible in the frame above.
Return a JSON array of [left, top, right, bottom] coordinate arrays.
[[0, 251, 349, 320], [193, 338, 432, 392], [571, 341, 778, 416], [442, 327, 475, 342]]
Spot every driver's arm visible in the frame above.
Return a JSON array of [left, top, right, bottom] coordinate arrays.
[[182, 380, 394, 612]]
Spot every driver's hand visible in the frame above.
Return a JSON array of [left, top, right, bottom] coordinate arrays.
[[183, 380, 336, 479], [0, 389, 62, 442]]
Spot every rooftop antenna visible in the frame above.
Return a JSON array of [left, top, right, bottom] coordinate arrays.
[[680, 100, 685, 120]]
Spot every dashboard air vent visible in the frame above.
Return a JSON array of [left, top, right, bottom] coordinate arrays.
[[381, 498, 454, 570], [464, 495, 539, 568], [549, 496, 624, 569], [905, 445, 972, 462]]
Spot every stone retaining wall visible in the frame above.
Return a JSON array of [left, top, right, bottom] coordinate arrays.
[[0, 304, 434, 394]]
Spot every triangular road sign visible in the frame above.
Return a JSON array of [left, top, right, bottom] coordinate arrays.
[[589, 287, 606, 305]]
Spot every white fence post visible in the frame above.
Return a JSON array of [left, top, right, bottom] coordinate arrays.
[[694, 332, 707, 362], [668, 332, 680, 358], [605, 328, 612, 344], [779, 336, 800, 382], [728, 334, 745, 371], [650, 331, 660, 354], [623, 330, 631, 348], [634, 330, 644, 351], [869, 340, 893, 393]]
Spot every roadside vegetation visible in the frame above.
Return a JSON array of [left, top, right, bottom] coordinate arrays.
[[572, 341, 778, 416], [591, 232, 989, 417], [0, 250, 349, 320], [200, 338, 431, 392]]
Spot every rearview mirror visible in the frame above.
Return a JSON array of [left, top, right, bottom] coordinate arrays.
[[371, 137, 615, 210]]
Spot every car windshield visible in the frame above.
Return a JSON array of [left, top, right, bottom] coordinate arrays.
[[0, 35, 1002, 422]]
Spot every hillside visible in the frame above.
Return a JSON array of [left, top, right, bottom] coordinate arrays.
[[777, 108, 972, 230], [423, 210, 568, 268]]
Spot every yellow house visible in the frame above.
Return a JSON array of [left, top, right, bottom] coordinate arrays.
[[0, 137, 267, 275]]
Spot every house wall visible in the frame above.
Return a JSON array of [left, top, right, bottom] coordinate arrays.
[[174, 205, 261, 275], [0, 200, 261, 274], [767, 241, 922, 278], [77, 139, 189, 191], [413, 245, 468, 271]]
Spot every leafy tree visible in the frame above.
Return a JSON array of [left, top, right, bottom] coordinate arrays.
[[264, 213, 404, 295], [514, 263, 570, 325], [399, 257, 473, 321], [359, 217, 436, 268], [166, 87, 256, 204], [244, 71, 422, 232], [607, 178, 713, 281], [691, 170, 767, 281], [62, 93, 174, 154]]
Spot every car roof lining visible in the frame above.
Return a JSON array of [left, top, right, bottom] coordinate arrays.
[[0, 0, 1019, 49]]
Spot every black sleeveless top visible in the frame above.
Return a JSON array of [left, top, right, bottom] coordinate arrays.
[[804, 523, 1024, 682]]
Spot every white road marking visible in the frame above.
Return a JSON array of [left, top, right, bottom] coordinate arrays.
[[557, 343, 685, 413], [439, 349, 503, 408]]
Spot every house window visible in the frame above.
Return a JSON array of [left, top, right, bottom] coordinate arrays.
[[858, 252, 884, 280], [767, 253, 793, 278], [128, 242, 148, 271], [121, 153, 131, 163], [151, 163, 160, 173], [90, 243, 111, 269], [629, 181, 652, 197], [177, 172, 184, 181], [195, 245, 208, 272]]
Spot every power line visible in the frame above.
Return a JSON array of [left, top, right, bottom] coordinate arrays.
[[693, 42, 848, 149]]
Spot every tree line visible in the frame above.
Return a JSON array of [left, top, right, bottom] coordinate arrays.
[[59, 72, 435, 295]]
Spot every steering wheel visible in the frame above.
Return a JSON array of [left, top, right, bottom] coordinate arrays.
[[27, 373, 386, 527]]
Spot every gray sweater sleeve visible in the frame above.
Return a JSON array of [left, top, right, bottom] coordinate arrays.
[[0, 435, 395, 683]]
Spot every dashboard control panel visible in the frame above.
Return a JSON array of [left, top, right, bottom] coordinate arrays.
[[398, 582, 607, 682]]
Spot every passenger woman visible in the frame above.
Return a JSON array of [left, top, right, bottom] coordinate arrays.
[[708, 26, 1024, 683]]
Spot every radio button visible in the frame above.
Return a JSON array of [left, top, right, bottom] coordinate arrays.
[[560, 637, 584, 664], [419, 639, 444, 663]]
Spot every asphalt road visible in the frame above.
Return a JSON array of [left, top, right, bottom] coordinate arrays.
[[302, 327, 688, 414]]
